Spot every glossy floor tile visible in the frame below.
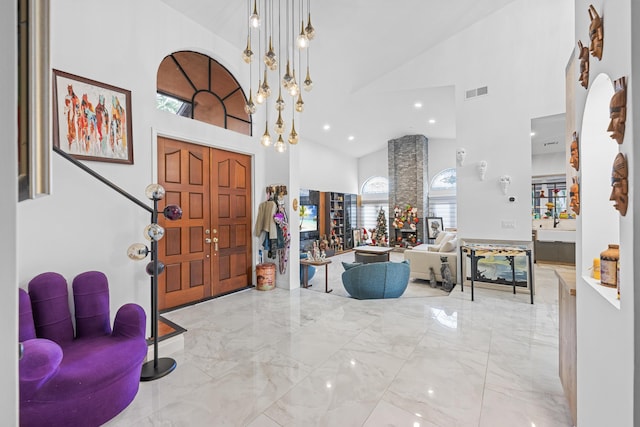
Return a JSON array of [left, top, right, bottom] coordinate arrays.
[[106, 253, 573, 426]]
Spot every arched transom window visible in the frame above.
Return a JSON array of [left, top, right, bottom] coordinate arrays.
[[156, 51, 252, 136]]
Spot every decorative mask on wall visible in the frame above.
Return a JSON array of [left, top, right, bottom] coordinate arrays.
[[610, 153, 628, 216], [570, 176, 580, 216], [478, 160, 487, 181], [588, 5, 603, 60], [456, 147, 467, 166], [578, 40, 589, 89], [499, 175, 511, 195], [570, 132, 580, 171], [608, 76, 627, 144]]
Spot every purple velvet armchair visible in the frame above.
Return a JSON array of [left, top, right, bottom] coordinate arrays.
[[19, 271, 147, 427]]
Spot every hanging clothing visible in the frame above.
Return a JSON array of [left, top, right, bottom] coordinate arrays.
[[255, 200, 277, 237]]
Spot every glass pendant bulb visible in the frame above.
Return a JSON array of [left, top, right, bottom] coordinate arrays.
[[244, 92, 256, 114], [274, 135, 287, 152], [260, 121, 273, 147], [288, 80, 299, 97], [145, 184, 165, 200], [295, 93, 304, 112], [275, 89, 285, 111], [305, 13, 316, 40], [261, 70, 271, 98], [288, 120, 299, 145], [274, 110, 285, 135], [256, 82, 266, 104], [242, 36, 253, 63], [264, 37, 278, 70], [282, 60, 293, 89], [296, 22, 309, 49], [249, 0, 260, 28], [303, 66, 313, 92]]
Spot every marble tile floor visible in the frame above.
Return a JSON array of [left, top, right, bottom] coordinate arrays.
[[106, 259, 573, 427]]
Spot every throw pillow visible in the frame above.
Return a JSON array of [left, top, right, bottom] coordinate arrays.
[[428, 245, 441, 252], [342, 261, 362, 271], [434, 232, 448, 245], [440, 238, 458, 253]]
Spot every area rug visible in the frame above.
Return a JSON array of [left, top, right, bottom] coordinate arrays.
[[302, 250, 453, 298]]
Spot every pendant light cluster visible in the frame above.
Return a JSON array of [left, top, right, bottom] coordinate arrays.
[[243, 0, 315, 153]]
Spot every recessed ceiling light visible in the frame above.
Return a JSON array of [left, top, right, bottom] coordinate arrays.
[[414, 102, 423, 109], [428, 119, 436, 124], [323, 124, 331, 131], [348, 135, 355, 141], [530, 132, 536, 136]]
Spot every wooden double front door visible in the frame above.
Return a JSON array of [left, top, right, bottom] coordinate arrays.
[[157, 137, 252, 310]]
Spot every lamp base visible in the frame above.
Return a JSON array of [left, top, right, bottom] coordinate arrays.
[[140, 357, 177, 381]]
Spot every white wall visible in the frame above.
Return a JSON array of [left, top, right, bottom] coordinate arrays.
[[531, 152, 566, 177], [572, 1, 635, 425], [427, 138, 457, 184], [298, 141, 358, 194], [2, 0, 18, 423], [365, 0, 574, 241], [357, 147, 388, 194], [18, 0, 267, 331]]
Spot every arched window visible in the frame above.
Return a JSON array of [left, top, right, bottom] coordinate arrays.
[[429, 168, 457, 228], [360, 176, 389, 231], [156, 51, 252, 136]]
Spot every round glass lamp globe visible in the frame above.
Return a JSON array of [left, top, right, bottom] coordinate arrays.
[[145, 184, 165, 200], [144, 223, 165, 241], [127, 243, 149, 260], [146, 261, 165, 276], [163, 204, 183, 221]]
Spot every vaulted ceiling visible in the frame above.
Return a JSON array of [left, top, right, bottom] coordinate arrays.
[[160, 0, 526, 157]]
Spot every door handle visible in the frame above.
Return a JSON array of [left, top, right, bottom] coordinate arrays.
[[205, 238, 212, 244], [213, 237, 219, 251]]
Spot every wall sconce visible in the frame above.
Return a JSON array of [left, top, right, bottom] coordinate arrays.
[[499, 175, 511, 195], [478, 160, 487, 181], [456, 147, 467, 166]]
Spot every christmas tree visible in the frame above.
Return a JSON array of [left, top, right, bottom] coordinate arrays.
[[373, 208, 388, 246]]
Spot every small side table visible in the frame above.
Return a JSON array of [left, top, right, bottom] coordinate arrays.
[[300, 259, 333, 293]]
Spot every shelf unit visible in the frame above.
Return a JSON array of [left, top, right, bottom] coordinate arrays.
[[322, 192, 356, 251], [531, 181, 568, 219]]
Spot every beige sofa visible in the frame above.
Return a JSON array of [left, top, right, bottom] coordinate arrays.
[[403, 232, 458, 283]]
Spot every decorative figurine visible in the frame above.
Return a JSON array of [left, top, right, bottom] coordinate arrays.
[[429, 267, 437, 288], [456, 147, 467, 166], [570, 176, 580, 216], [578, 40, 589, 89], [499, 175, 511, 195], [478, 160, 488, 181], [588, 4, 603, 60], [570, 132, 580, 171], [608, 76, 627, 144], [610, 153, 628, 216], [440, 256, 453, 292]]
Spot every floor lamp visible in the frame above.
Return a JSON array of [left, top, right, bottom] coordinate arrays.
[[128, 184, 182, 381]]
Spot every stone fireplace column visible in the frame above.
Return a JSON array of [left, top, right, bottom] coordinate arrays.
[[388, 135, 428, 245]]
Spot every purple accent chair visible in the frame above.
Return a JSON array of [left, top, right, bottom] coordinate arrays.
[[19, 271, 147, 427]]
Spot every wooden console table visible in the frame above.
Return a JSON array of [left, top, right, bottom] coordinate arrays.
[[460, 243, 534, 304], [300, 259, 333, 293]]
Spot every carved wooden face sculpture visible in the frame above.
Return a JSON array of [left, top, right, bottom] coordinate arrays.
[[570, 178, 580, 216], [570, 132, 579, 171], [608, 77, 627, 144], [588, 5, 603, 60], [610, 153, 628, 216], [578, 41, 589, 89]]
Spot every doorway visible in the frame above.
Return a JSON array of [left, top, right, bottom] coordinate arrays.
[[157, 136, 252, 310]]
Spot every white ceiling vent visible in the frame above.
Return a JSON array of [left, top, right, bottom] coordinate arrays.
[[465, 85, 489, 100]]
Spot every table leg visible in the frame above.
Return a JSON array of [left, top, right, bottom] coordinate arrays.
[[528, 250, 534, 304], [302, 265, 312, 288], [509, 256, 516, 295], [459, 246, 464, 293], [325, 264, 333, 293], [470, 249, 476, 301]]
